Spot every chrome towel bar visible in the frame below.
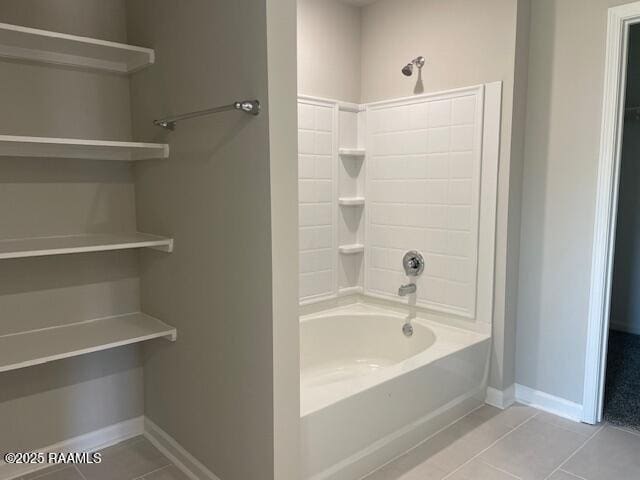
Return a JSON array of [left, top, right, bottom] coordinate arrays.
[[153, 99, 260, 130]]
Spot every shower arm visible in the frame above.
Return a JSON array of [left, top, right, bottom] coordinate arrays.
[[153, 99, 261, 130]]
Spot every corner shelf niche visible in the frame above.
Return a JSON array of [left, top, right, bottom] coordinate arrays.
[[0, 22, 154, 74], [339, 148, 366, 157], [339, 244, 364, 255], [339, 196, 365, 206], [0, 313, 176, 373], [0, 135, 169, 161], [0, 232, 174, 260]]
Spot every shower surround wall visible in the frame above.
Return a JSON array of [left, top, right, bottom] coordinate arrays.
[[367, 89, 483, 318], [298, 100, 337, 301]]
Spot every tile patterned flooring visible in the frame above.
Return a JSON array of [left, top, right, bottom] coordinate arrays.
[[16, 437, 187, 480], [364, 404, 640, 480], [15, 403, 640, 480]]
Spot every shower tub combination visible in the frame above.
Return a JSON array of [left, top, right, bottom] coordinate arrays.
[[297, 82, 501, 479], [300, 303, 491, 480]]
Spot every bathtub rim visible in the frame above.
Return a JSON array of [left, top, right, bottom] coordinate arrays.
[[300, 302, 490, 416], [300, 294, 492, 336]]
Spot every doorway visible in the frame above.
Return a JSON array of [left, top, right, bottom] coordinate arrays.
[[603, 22, 640, 429], [584, 2, 640, 425]]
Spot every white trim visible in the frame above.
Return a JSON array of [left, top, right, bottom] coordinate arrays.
[[515, 384, 583, 422], [297, 94, 363, 112], [584, 1, 640, 425], [364, 84, 487, 109], [144, 417, 221, 480], [485, 385, 515, 410], [0, 416, 143, 480]]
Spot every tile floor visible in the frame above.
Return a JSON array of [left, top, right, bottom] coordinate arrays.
[[16, 437, 187, 480], [363, 403, 640, 480], [16, 403, 640, 480]]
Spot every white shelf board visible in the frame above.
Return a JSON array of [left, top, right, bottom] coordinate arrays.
[[338, 197, 365, 206], [339, 244, 365, 255], [0, 135, 169, 161], [339, 148, 366, 157], [0, 232, 174, 260], [0, 22, 154, 73], [0, 313, 176, 373]]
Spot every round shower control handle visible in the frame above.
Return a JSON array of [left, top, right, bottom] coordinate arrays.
[[402, 250, 425, 277]]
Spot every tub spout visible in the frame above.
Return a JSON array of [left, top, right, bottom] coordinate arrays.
[[398, 283, 416, 296]]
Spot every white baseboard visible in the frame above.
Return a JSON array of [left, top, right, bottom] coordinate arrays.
[[0, 416, 143, 480], [514, 384, 583, 422], [485, 384, 515, 410], [144, 417, 220, 480]]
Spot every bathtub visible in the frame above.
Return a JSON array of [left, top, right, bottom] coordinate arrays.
[[300, 302, 491, 480]]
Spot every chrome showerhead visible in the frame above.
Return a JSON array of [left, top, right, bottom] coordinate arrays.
[[402, 64, 413, 76], [401, 56, 425, 77]]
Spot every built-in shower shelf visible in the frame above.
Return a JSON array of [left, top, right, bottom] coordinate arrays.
[[0, 232, 174, 260], [339, 286, 364, 296], [339, 148, 366, 157], [338, 197, 365, 206], [0, 313, 176, 373], [0, 135, 169, 161], [339, 244, 364, 255], [0, 22, 154, 73]]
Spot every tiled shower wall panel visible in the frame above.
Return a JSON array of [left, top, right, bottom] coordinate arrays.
[[298, 100, 337, 302], [366, 89, 483, 318]]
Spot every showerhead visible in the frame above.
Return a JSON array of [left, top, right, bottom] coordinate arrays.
[[401, 56, 425, 77]]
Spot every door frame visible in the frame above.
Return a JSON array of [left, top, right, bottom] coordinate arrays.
[[583, 1, 640, 424]]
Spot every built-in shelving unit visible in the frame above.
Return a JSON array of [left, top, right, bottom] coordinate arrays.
[[339, 148, 366, 157], [0, 22, 154, 74], [0, 313, 176, 373], [0, 135, 169, 161], [338, 197, 365, 206], [339, 244, 364, 255], [0, 233, 173, 260], [0, 20, 176, 375], [336, 106, 366, 296]]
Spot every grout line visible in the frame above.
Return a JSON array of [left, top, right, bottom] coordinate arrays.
[[74, 465, 88, 480], [132, 464, 171, 480], [20, 464, 68, 480], [440, 413, 538, 479], [359, 403, 490, 479], [532, 413, 601, 439], [557, 469, 589, 480], [608, 423, 640, 438], [542, 422, 606, 480], [473, 459, 523, 479]]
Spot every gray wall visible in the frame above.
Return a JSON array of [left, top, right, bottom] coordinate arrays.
[[359, 0, 528, 392], [515, 0, 634, 404], [297, 0, 361, 103], [610, 25, 640, 335], [126, 1, 284, 478], [0, 0, 143, 453]]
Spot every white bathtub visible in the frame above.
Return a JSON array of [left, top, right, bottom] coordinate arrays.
[[300, 303, 490, 480]]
